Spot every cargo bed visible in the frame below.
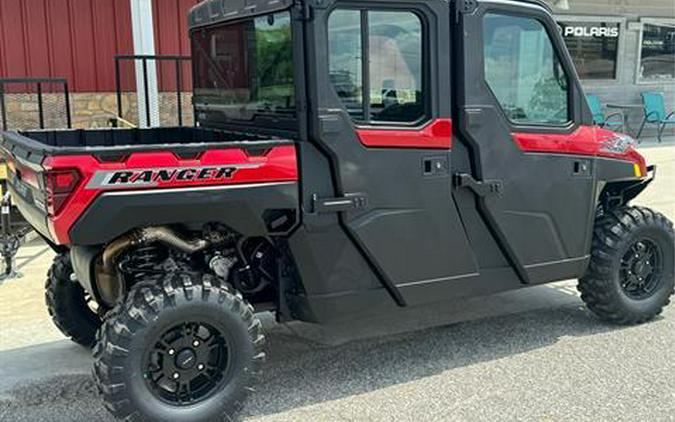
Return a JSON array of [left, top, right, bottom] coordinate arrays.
[[0, 126, 297, 246], [0, 126, 286, 165]]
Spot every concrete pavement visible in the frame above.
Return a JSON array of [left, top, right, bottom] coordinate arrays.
[[0, 144, 673, 421]]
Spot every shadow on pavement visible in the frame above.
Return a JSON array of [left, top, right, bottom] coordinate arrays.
[[0, 284, 632, 421]]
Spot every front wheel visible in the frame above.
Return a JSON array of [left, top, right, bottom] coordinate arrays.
[[92, 274, 265, 422], [579, 206, 675, 325]]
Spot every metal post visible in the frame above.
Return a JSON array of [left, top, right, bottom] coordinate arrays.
[[36, 82, 44, 129], [115, 58, 123, 126], [1, 193, 10, 237], [63, 81, 72, 129], [176, 59, 183, 126], [0, 83, 7, 131], [142, 58, 151, 127]]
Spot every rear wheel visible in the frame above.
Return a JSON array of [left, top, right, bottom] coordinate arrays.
[[45, 254, 101, 347], [93, 273, 265, 422], [579, 206, 675, 324]]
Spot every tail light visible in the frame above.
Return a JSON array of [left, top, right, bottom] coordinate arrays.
[[44, 169, 81, 215]]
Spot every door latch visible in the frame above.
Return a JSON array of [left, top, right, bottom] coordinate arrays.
[[423, 156, 448, 176], [311, 193, 368, 213], [454, 173, 503, 197]]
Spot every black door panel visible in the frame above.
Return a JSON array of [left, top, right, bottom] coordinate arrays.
[[301, 0, 480, 303], [454, 2, 596, 283]]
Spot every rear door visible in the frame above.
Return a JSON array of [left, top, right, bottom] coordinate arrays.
[[453, 0, 596, 283], [304, 0, 477, 305]]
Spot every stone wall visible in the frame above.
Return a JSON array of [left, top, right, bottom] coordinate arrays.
[[1, 92, 193, 130]]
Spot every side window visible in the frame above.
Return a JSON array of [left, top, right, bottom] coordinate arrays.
[[483, 13, 570, 126], [328, 9, 425, 124]]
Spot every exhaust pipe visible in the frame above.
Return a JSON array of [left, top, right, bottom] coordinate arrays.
[[95, 226, 210, 307], [102, 226, 209, 273]]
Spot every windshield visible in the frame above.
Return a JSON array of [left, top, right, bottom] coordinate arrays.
[[191, 12, 294, 122]]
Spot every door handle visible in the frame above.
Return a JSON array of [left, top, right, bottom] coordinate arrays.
[[454, 173, 503, 196]]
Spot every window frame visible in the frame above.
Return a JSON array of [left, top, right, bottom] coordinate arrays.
[[555, 15, 626, 83], [635, 17, 675, 85], [481, 10, 575, 129], [326, 5, 431, 128]]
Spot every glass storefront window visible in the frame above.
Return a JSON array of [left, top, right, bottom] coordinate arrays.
[[638, 20, 675, 81], [558, 20, 620, 80]]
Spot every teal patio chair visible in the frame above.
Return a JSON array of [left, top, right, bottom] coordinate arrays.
[[637, 91, 675, 142], [586, 94, 624, 132]]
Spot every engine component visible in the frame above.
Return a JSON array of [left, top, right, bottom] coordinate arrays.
[[102, 226, 210, 273], [209, 254, 237, 281], [94, 259, 124, 308], [94, 226, 216, 306], [231, 241, 275, 295]]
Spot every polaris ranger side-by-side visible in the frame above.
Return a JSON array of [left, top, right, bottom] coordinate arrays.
[[1, 0, 673, 420]]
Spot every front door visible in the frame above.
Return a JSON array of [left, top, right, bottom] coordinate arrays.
[[304, 0, 477, 305], [453, 1, 596, 284]]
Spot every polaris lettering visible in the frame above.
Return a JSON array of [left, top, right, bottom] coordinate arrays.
[[85, 164, 261, 189], [562, 26, 619, 38]]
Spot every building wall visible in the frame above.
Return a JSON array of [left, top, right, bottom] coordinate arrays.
[[0, 0, 134, 92], [0, 0, 198, 93], [546, 0, 675, 137], [0, 0, 199, 129]]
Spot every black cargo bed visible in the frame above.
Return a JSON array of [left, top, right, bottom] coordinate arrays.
[[0, 126, 290, 166]]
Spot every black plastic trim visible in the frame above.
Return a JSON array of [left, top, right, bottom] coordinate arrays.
[[69, 182, 299, 245]]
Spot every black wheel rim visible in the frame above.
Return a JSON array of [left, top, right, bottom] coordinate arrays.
[[143, 321, 231, 405], [620, 238, 663, 300]]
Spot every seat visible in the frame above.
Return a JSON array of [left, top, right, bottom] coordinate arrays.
[[637, 91, 675, 143], [586, 94, 624, 131]]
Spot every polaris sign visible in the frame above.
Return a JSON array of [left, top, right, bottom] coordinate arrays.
[[560, 23, 620, 38]]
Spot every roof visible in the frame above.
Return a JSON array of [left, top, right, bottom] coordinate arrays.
[[189, 0, 294, 29], [188, 0, 552, 29]]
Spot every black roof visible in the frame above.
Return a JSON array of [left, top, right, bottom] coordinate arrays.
[[189, 0, 294, 29], [188, 0, 551, 29]]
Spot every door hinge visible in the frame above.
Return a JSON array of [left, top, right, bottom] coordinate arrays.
[[311, 193, 368, 213], [454, 0, 478, 22], [296, 0, 314, 21], [454, 173, 503, 197]]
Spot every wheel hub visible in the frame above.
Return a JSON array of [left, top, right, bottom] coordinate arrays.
[[143, 321, 230, 405], [175, 348, 197, 370], [620, 238, 662, 300]]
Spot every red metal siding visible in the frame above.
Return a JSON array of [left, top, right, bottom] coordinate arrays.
[[153, 0, 198, 91], [0, 0, 134, 92]]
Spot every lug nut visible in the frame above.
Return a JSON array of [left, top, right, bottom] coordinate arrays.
[[173, 372, 180, 379], [193, 340, 200, 347], [198, 364, 204, 371], [168, 349, 175, 356]]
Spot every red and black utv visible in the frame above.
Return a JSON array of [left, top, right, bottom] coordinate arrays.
[[1, 0, 673, 420]]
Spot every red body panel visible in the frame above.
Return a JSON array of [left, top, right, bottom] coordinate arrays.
[[512, 125, 647, 175], [356, 118, 452, 149], [43, 145, 298, 244]]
